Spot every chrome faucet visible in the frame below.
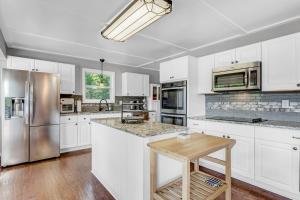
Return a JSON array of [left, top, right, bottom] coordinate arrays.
[[99, 99, 109, 111]]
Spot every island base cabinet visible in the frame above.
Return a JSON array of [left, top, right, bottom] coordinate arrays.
[[255, 139, 300, 198], [91, 122, 182, 200]]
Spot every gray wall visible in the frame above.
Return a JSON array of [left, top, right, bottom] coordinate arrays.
[[7, 48, 160, 96], [0, 29, 7, 58]]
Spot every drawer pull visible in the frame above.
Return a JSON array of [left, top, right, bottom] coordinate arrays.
[[68, 118, 71, 120], [293, 147, 298, 151], [222, 135, 226, 138], [292, 136, 300, 140], [193, 124, 199, 126], [227, 136, 231, 139], [84, 118, 86, 120]]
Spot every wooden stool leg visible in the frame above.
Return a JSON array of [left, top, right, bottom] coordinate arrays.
[[194, 159, 199, 172], [225, 147, 232, 200], [182, 160, 190, 200], [150, 150, 157, 200]]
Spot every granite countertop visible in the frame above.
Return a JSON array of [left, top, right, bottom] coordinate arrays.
[[91, 118, 188, 137], [60, 111, 121, 116], [189, 116, 300, 130]]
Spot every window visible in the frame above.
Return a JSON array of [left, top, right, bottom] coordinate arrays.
[[82, 68, 115, 103]]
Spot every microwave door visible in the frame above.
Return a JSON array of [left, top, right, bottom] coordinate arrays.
[[213, 69, 248, 91]]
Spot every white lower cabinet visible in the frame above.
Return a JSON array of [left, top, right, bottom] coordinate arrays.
[[60, 122, 78, 149], [187, 119, 300, 199], [78, 122, 91, 146], [255, 139, 300, 196]]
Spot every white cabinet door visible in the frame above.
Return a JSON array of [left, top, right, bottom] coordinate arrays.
[[34, 60, 58, 73], [7, 56, 35, 71], [122, 73, 149, 96], [160, 56, 189, 82], [78, 122, 91, 146], [214, 49, 236, 67], [296, 33, 300, 89], [235, 43, 261, 63], [255, 139, 300, 194], [143, 74, 150, 97], [60, 123, 78, 149], [229, 134, 254, 180], [197, 55, 214, 94], [262, 34, 299, 91], [58, 63, 75, 94]]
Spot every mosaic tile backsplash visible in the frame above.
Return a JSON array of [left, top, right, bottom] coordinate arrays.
[[206, 92, 300, 122]]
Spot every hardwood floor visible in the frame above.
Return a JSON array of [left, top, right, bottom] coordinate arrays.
[[0, 150, 289, 200]]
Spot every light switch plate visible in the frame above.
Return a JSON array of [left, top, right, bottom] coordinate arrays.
[[282, 100, 290, 108]]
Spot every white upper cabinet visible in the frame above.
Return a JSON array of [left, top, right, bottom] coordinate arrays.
[[214, 49, 236, 67], [235, 43, 262, 64], [160, 56, 189, 83], [122, 72, 149, 96], [197, 55, 215, 94], [215, 43, 262, 67], [34, 59, 58, 73], [58, 63, 76, 94], [262, 33, 300, 91], [7, 56, 35, 71]]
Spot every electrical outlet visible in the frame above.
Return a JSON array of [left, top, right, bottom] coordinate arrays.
[[282, 100, 290, 108]]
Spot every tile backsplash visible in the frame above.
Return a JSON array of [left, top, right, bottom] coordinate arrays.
[[206, 92, 300, 122]]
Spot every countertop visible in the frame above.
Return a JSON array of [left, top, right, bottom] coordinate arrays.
[[60, 111, 121, 116], [91, 118, 188, 138], [189, 116, 300, 130]]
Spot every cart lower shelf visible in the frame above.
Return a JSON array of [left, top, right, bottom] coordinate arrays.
[[154, 171, 227, 200]]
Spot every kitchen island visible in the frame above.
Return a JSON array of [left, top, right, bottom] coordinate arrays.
[[90, 118, 188, 200]]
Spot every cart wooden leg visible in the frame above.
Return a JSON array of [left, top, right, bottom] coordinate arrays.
[[182, 160, 190, 200], [150, 150, 157, 200], [194, 159, 199, 172], [225, 147, 232, 200]]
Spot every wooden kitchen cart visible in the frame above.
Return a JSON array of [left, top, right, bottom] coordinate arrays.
[[148, 133, 236, 200]]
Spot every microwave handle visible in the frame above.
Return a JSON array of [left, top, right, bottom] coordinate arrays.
[[245, 70, 249, 87]]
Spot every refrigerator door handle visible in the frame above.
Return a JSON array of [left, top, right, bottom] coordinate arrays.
[[24, 81, 30, 124], [29, 82, 34, 125]]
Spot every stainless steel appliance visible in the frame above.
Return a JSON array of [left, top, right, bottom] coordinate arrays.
[[161, 81, 187, 126], [212, 61, 261, 92], [1, 68, 60, 167], [161, 113, 187, 126], [60, 98, 75, 113], [205, 116, 266, 123]]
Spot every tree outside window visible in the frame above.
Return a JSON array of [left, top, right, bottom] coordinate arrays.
[[82, 68, 115, 103]]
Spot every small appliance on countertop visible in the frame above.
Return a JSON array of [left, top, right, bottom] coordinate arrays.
[[76, 100, 82, 113], [60, 98, 75, 113]]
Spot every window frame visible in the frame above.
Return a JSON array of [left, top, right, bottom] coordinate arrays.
[[82, 68, 115, 103]]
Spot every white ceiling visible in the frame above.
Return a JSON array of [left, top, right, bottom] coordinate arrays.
[[1, 0, 300, 71]]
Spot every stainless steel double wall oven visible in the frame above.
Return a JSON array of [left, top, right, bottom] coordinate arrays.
[[161, 80, 187, 126]]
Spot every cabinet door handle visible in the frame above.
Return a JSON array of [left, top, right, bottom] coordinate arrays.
[[222, 135, 226, 138], [227, 136, 231, 139], [293, 147, 298, 151], [292, 136, 300, 140], [231, 61, 234, 64], [75, 123, 78, 125], [68, 118, 71, 120], [297, 83, 300, 87], [235, 60, 238, 63]]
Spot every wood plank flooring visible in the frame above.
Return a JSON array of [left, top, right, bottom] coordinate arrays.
[[0, 150, 289, 200]]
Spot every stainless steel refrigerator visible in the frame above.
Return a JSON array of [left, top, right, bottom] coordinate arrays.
[[1, 68, 60, 167]]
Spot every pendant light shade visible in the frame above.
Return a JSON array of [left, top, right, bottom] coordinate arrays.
[[100, 59, 105, 87], [101, 0, 172, 42]]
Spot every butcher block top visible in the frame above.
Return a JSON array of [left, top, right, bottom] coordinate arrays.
[[147, 133, 236, 161]]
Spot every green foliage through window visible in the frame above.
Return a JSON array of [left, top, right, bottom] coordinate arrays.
[[84, 71, 111, 100]]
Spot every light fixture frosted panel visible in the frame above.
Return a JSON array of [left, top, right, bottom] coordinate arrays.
[[101, 0, 172, 42]]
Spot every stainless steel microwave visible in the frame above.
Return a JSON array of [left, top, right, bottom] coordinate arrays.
[[212, 61, 261, 92]]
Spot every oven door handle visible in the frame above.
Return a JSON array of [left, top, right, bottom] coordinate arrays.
[[161, 87, 186, 91], [161, 113, 186, 118]]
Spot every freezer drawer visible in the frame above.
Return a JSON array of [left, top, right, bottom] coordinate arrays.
[[30, 125, 60, 162], [1, 118, 29, 167]]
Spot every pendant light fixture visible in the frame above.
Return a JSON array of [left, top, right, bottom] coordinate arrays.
[[101, 0, 172, 42], [99, 58, 105, 87]]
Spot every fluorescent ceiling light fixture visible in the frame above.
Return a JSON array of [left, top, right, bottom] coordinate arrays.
[[101, 0, 172, 42]]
